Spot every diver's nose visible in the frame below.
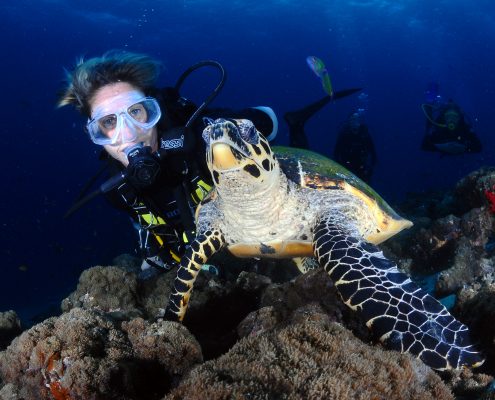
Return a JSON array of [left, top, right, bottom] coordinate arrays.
[[121, 119, 138, 143]]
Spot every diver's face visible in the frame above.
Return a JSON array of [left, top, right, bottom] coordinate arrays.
[[89, 82, 158, 166], [444, 110, 460, 130]]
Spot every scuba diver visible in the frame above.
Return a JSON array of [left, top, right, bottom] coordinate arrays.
[[421, 83, 481, 155], [284, 91, 377, 183], [333, 111, 377, 183], [58, 50, 278, 272]]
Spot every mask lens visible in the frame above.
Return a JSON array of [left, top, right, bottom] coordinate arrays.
[[87, 97, 162, 145], [127, 98, 161, 125]]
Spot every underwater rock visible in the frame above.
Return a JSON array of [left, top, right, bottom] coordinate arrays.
[[440, 367, 495, 400], [122, 317, 203, 375], [455, 282, 495, 374], [237, 306, 280, 338], [459, 207, 495, 248], [435, 207, 495, 296], [260, 268, 371, 342], [139, 270, 176, 319], [436, 238, 487, 296], [454, 167, 495, 213], [386, 174, 495, 297], [409, 214, 462, 274], [0, 382, 21, 400], [164, 318, 453, 400], [61, 265, 143, 319], [179, 270, 272, 361], [0, 311, 21, 351], [0, 308, 202, 400]]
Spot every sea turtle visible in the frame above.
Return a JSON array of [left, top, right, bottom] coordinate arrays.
[[165, 118, 483, 371]]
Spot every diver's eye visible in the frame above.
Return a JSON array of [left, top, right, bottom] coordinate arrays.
[[98, 115, 117, 131], [128, 103, 147, 122]]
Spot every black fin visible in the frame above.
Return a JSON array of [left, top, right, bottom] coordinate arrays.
[[284, 88, 362, 127]]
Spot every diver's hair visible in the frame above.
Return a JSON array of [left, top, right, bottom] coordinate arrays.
[[57, 50, 162, 117]]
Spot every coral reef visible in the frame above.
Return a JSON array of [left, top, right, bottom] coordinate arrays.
[[0, 308, 202, 400], [455, 281, 495, 373], [61, 265, 144, 319], [165, 318, 453, 400], [385, 168, 495, 297], [0, 311, 21, 350]]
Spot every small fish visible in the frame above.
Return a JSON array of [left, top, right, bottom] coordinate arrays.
[[18, 264, 28, 272], [306, 56, 333, 98]]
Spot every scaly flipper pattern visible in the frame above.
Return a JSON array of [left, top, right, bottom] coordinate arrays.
[[313, 216, 484, 370], [165, 229, 226, 322]]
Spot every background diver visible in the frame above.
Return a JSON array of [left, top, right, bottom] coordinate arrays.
[[283, 90, 377, 183], [421, 82, 482, 155]]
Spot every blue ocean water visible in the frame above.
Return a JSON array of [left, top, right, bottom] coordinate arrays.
[[1, 0, 494, 325]]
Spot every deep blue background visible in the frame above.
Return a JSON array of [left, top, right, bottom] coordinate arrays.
[[1, 0, 494, 324]]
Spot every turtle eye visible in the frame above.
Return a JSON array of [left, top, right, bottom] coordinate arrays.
[[238, 120, 259, 144], [202, 125, 212, 146]]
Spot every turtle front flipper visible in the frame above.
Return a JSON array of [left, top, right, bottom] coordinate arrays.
[[313, 217, 484, 370], [164, 229, 226, 322]]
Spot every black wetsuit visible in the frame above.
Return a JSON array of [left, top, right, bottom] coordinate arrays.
[[333, 123, 377, 183], [103, 87, 275, 268]]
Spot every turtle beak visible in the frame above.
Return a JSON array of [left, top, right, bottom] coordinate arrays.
[[211, 142, 241, 170]]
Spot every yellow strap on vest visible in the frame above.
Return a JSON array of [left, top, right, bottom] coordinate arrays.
[[141, 213, 166, 226], [170, 250, 181, 262], [192, 179, 212, 204], [153, 233, 164, 246]]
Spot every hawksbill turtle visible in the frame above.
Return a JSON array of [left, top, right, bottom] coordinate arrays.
[[164, 118, 483, 371]]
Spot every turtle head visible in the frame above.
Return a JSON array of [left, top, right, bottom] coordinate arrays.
[[202, 118, 277, 190]]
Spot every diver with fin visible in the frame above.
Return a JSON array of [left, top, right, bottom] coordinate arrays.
[[284, 56, 376, 183], [284, 90, 377, 184]]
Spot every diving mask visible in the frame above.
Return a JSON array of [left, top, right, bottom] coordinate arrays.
[[87, 91, 162, 146]]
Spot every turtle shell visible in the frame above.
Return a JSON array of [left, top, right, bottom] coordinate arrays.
[[273, 146, 411, 243]]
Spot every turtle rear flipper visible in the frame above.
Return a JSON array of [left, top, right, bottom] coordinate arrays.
[[313, 217, 484, 371]]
